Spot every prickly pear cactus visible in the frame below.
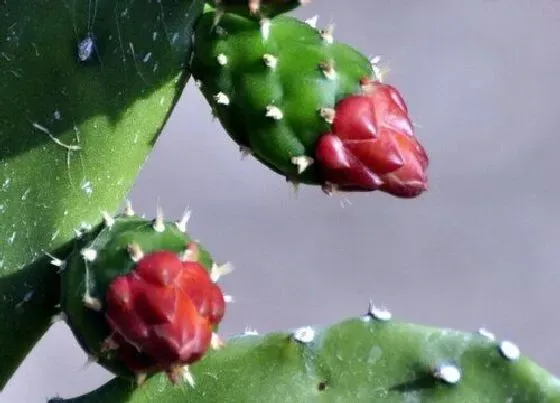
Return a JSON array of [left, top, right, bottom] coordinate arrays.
[[51, 310, 560, 403], [191, 8, 429, 197], [58, 207, 232, 385], [0, 0, 204, 386]]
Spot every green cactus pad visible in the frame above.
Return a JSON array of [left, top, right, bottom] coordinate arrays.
[[59, 210, 226, 380], [191, 9, 377, 186], [51, 313, 560, 402], [0, 0, 204, 386]]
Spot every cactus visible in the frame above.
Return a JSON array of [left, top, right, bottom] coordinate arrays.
[[59, 210, 232, 385], [190, 7, 429, 197], [51, 312, 560, 403], [1, 1, 558, 402], [0, 0, 205, 386]]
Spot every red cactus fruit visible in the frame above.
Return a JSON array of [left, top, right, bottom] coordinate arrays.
[[315, 79, 429, 198], [104, 250, 223, 381]]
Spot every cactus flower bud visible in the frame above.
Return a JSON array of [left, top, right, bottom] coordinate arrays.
[[315, 80, 429, 198]]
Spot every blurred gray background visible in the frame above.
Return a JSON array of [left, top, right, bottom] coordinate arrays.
[[2, 0, 560, 401]]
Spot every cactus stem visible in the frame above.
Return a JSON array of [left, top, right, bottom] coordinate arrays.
[[477, 327, 496, 341], [319, 108, 335, 124], [211, 262, 234, 282], [123, 200, 136, 217], [152, 205, 166, 233], [260, 18, 271, 41], [366, 300, 392, 321], [174, 208, 192, 233], [211, 333, 224, 350], [82, 294, 102, 312], [319, 61, 336, 80], [80, 248, 98, 262], [292, 326, 315, 344], [101, 211, 115, 228], [214, 92, 230, 106], [499, 341, 521, 361], [262, 53, 278, 69], [217, 53, 228, 66], [433, 363, 462, 384], [265, 105, 284, 120], [291, 156, 314, 174], [305, 15, 318, 28], [127, 242, 145, 262]]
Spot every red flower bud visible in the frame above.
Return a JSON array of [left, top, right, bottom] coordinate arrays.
[[315, 80, 429, 198]]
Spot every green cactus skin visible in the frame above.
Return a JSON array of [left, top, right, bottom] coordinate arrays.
[[0, 0, 204, 387], [59, 208, 231, 382], [211, 0, 308, 18], [50, 312, 560, 403], [190, 9, 378, 187]]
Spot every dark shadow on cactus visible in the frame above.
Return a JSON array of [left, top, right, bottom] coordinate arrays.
[[389, 376, 439, 393]]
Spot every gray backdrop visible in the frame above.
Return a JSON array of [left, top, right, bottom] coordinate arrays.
[[2, 1, 560, 401]]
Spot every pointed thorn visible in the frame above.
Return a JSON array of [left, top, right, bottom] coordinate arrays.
[[180, 242, 200, 262], [153, 204, 165, 232], [367, 299, 392, 321], [101, 211, 115, 228], [260, 18, 271, 41], [291, 155, 314, 174], [319, 61, 336, 80], [477, 327, 496, 341], [265, 105, 283, 120], [305, 15, 318, 28], [181, 365, 195, 388], [240, 145, 252, 159], [292, 326, 315, 344], [214, 92, 230, 106], [320, 24, 334, 43], [211, 333, 224, 350], [244, 327, 259, 336], [101, 336, 120, 353], [211, 262, 234, 282], [124, 200, 135, 216], [223, 295, 235, 304], [80, 248, 97, 262], [82, 295, 102, 311], [127, 243, 144, 262], [262, 53, 278, 69], [175, 208, 191, 233], [287, 179, 301, 195], [85, 354, 99, 365], [136, 372, 148, 387], [321, 182, 337, 195], [319, 108, 335, 124], [216, 53, 228, 65], [51, 312, 68, 325]]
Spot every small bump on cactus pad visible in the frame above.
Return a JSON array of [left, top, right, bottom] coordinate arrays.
[[191, 11, 429, 198], [51, 304, 560, 402], [58, 205, 233, 385]]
